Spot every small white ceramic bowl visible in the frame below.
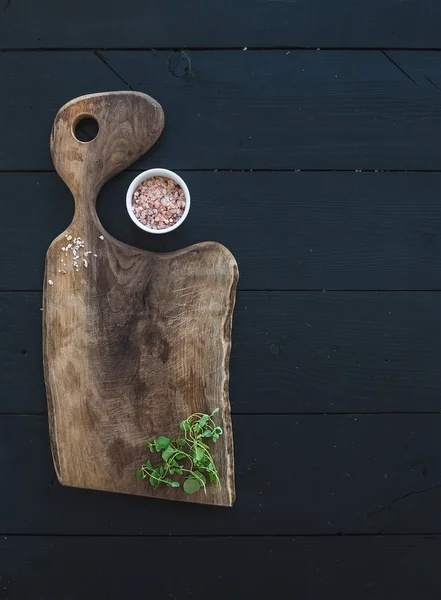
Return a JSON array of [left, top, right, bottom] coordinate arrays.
[[126, 168, 190, 234]]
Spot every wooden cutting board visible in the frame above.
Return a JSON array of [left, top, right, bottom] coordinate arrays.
[[43, 91, 238, 506]]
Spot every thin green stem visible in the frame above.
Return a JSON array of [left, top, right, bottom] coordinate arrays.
[[138, 410, 223, 493]]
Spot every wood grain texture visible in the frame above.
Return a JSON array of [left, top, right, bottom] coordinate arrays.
[[1, 4, 440, 597], [1, 0, 440, 49], [44, 92, 238, 506], [2, 535, 440, 600], [2, 291, 441, 415], [1, 171, 440, 291], [1, 415, 440, 535], [2, 51, 441, 171]]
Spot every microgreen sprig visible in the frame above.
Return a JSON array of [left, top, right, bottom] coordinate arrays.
[[136, 408, 223, 495]]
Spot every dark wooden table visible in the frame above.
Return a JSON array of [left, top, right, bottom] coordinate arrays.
[[1, 2, 440, 598]]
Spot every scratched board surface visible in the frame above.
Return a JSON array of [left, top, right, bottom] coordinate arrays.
[[0, 1, 440, 599]]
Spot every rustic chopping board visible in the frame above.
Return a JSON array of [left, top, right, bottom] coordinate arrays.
[[43, 91, 238, 506]]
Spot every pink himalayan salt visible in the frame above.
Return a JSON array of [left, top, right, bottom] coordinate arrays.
[[132, 176, 186, 230]]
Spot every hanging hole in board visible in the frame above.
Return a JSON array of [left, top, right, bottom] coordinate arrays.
[[73, 117, 99, 142]]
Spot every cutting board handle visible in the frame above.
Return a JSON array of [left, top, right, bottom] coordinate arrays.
[[50, 91, 164, 222]]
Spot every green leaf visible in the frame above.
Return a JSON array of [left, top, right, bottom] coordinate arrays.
[[214, 427, 223, 435], [176, 438, 186, 446], [149, 476, 160, 487], [180, 420, 190, 432], [159, 466, 164, 476], [211, 408, 219, 416], [193, 471, 207, 486], [145, 460, 152, 470], [212, 434, 219, 442], [183, 478, 201, 494], [136, 469, 145, 480], [155, 436, 170, 450], [203, 430, 212, 438], [194, 447, 204, 462], [170, 481, 180, 488], [198, 415, 209, 427], [162, 446, 176, 461]]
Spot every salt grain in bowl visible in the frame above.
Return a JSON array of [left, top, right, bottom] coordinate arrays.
[[131, 176, 186, 231]]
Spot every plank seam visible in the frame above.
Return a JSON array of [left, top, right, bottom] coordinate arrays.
[[425, 76, 441, 90], [2, 290, 441, 293], [2, 169, 441, 174], [1, 412, 440, 417], [1, 47, 441, 52], [1, 532, 440, 538], [381, 51, 418, 85], [366, 485, 441, 520], [94, 50, 133, 90]]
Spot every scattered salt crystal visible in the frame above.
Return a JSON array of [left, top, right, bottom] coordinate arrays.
[[60, 234, 98, 272], [99, 235, 104, 240], [48, 279, 54, 286], [66, 235, 72, 241]]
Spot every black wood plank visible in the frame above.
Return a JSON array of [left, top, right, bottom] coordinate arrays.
[[1, 535, 440, 600], [1, 415, 439, 534], [1, 51, 440, 170], [2, 292, 440, 415], [0, 52, 127, 171], [1, 0, 440, 49], [0, 294, 45, 414], [1, 172, 440, 291], [103, 50, 440, 170]]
